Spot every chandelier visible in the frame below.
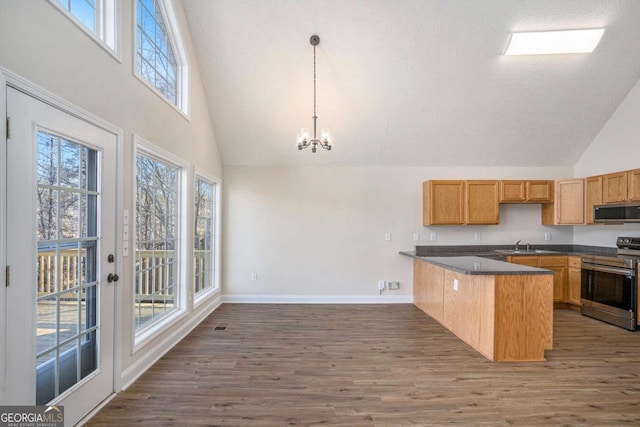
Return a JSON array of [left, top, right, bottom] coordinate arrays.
[[297, 35, 333, 153]]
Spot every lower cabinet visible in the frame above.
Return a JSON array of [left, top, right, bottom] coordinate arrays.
[[508, 255, 568, 303], [412, 259, 553, 361], [567, 256, 582, 306]]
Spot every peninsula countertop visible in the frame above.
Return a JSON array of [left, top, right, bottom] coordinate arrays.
[[399, 253, 553, 275]]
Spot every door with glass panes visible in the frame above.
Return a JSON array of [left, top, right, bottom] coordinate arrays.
[[4, 87, 116, 425]]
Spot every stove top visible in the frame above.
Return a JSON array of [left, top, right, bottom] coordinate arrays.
[[617, 236, 640, 259]]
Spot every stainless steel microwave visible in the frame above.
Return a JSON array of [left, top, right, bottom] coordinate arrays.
[[594, 203, 640, 223]]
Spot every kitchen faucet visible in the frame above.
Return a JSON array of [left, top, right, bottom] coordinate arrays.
[[515, 240, 521, 250]]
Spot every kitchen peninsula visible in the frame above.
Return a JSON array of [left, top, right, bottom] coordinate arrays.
[[401, 252, 554, 362]]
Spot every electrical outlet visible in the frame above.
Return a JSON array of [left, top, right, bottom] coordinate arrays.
[[388, 281, 400, 290], [474, 232, 481, 241], [430, 232, 437, 241], [378, 280, 386, 291], [453, 278, 459, 291], [544, 232, 552, 241], [413, 233, 419, 241], [385, 232, 392, 241], [251, 273, 257, 281]]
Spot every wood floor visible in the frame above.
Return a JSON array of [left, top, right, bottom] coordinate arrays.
[[88, 304, 640, 426]]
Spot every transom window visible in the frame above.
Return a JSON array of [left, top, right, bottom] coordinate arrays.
[[58, 0, 96, 32], [48, 0, 118, 54], [134, 151, 180, 331], [193, 175, 219, 297], [135, 0, 189, 114]]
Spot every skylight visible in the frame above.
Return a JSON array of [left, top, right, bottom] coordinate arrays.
[[504, 29, 605, 56]]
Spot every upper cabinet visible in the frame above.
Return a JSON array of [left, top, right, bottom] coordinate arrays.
[[466, 181, 500, 225], [603, 172, 628, 203], [423, 181, 465, 225], [499, 180, 553, 203], [423, 180, 499, 225], [585, 175, 603, 225], [628, 169, 640, 201], [541, 179, 585, 225], [601, 169, 640, 204]]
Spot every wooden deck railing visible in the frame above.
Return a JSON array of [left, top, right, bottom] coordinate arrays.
[[37, 249, 212, 297]]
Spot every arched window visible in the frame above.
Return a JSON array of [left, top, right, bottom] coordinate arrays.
[[135, 0, 189, 115]]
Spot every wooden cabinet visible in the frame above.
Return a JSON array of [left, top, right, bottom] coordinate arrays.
[[628, 169, 640, 201], [465, 181, 499, 224], [499, 181, 526, 203], [603, 172, 628, 203], [585, 175, 603, 224], [423, 181, 465, 225], [567, 256, 582, 306], [541, 179, 585, 225], [413, 258, 553, 361], [423, 180, 499, 225], [539, 256, 567, 303], [527, 181, 554, 203], [508, 255, 567, 303], [499, 180, 553, 203], [601, 169, 640, 204]]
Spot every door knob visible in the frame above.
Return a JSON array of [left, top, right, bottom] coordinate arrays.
[[107, 273, 119, 283]]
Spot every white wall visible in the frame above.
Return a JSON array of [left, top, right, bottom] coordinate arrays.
[[573, 76, 640, 246], [0, 0, 222, 388], [223, 166, 573, 300]]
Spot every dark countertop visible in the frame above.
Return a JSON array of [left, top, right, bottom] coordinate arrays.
[[408, 255, 553, 276], [410, 243, 616, 258], [400, 244, 616, 276]]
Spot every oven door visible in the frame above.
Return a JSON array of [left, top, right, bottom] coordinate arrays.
[[581, 264, 636, 330]]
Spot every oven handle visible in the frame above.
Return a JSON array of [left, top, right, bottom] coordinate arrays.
[[581, 264, 636, 277]]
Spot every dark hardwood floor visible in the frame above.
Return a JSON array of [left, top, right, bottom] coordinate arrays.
[[87, 304, 640, 426]]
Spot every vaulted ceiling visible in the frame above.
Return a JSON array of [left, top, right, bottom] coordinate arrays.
[[182, 0, 640, 167]]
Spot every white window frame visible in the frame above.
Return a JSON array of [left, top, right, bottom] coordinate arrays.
[[193, 169, 221, 306], [132, 0, 190, 118], [47, 0, 121, 62], [132, 135, 189, 350]]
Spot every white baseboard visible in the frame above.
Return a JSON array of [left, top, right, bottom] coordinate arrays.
[[119, 294, 222, 390], [222, 294, 414, 304]]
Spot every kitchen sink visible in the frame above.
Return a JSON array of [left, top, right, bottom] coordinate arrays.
[[494, 249, 559, 255]]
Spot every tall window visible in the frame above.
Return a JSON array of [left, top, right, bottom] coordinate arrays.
[[135, 0, 189, 113], [49, 0, 118, 53], [134, 150, 181, 332], [194, 175, 219, 297]]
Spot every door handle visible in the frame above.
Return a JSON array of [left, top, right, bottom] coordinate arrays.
[[107, 273, 119, 283]]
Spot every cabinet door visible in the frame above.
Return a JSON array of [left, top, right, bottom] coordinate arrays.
[[423, 181, 465, 225], [527, 181, 554, 203], [603, 172, 628, 203], [628, 169, 640, 202], [556, 179, 585, 224], [499, 181, 526, 203], [466, 181, 499, 224], [567, 267, 582, 306], [541, 179, 585, 225], [548, 266, 567, 302], [539, 256, 567, 302], [585, 175, 603, 224]]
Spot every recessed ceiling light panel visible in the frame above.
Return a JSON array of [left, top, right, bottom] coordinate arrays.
[[504, 28, 605, 56]]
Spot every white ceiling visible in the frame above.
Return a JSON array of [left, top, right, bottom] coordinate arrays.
[[182, 0, 640, 167]]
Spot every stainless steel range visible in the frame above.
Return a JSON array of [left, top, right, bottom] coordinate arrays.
[[581, 237, 639, 331]]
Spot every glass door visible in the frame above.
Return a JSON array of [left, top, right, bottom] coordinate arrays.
[[4, 87, 117, 425]]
